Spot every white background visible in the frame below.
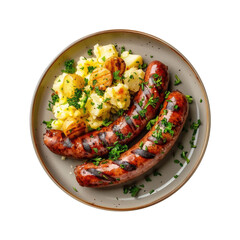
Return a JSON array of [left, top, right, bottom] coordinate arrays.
[[1, 0, 239, 239]]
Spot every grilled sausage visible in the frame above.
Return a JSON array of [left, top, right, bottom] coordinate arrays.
[[74, 91, 188, 187], [43, 61, 169, 159]]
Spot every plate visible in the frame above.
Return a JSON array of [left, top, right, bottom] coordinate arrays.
[[30, 29, 210, 211]]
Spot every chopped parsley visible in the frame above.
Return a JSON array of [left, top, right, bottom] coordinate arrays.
[[97, 103, 103, 109], [152, 73, 162, 87], [149, 189, 154, 194], [165, 91, 171, 99], [113, 70, 121, 80], [72, 187, 78, 192], [123, 185, 141, 197], [93, 148, 98, 153], [181, 151, 190, 164], [47, 92, 59, 111], [121, 46, 125, 53], [186, 95, 193, 104], [67, 88, 82, 109], [139, 141, 144, 149], [95, 87, 104, 96], [117, 109, 124, 117], [108, 143, 128, 161], [102, 119, 112, 127], [87, 49, 93, 56], [115, 131, 124, 140], [91, 157, 104, 166], [189, 119, 201, 148], [102, 56, 106, 62], [61, 59, 76, 74], [174, 74, 182, 85], [145, 176, 152, 182], [200, 99, 203, 103], [153, 169, 162, 176], [84, 78, 88, 86], [138, 63, 148, 69], [128, 49, 133, 54], [145, 96, 159, 109], [146, 116, 159, 130], [43, 119, 54, 129], [87, 66, 96, 73]]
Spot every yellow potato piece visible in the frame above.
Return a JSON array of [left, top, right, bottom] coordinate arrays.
[[63, 74, 84, 98], [121, 51, 143, 70], [62, 117, 87, 139]]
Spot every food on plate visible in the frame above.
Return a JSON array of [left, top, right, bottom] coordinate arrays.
[[104, 56, 126, 76], [44, 44, 147, 135], [89, 67, 113, 90], [74, 91, 189, 187], [43, 60, 169, 159]]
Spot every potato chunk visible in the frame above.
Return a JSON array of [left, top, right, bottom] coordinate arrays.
[[121, 51, 143, 69], [63, 74, 84, 98], [104, 56, 126, 76], [94, 44, 118, 63], [62, 117, 87, 139], [123, 67, 145, 92], [104, 83, 130, 110], [89, 67, 113, 90]]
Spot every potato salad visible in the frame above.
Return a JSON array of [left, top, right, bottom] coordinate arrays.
[[45, 44, 146, 139]]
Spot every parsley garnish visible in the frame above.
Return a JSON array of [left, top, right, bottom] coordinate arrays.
[[123, 185, 141, 197], [146, 116, 159, 130], [152, 74, 162, 86], [121, 46, 125, 53], [181, 151, 190, 164], [43, 119, 54, 129], [138, 63, 148, 69], [67, 88, 82, 109], [102, 119, 112, 127], [97, 103, 103, 109], [102, 56, 106, 62], [174, 74, 182, 85], [61, 59, 76, 74], [87, 49, 93, 56], [186, 95, 193, 104], [93, 148, 98, 153], [87, 66, 96, 73], [128, 49, 133, 54], [108, 143, 128, 161], [47, 92, 59, 111], [84, 78, 88, 86], [95, 87, 104, 96], [117, 109, 124, 117], [91, 157, 104, 166], [113, 70, 121, 80]]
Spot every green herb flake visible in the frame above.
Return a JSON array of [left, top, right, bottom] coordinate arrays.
[[113, 70, 121, 80], [181, 151, 190, 164], [61, 59, 76, 74], [174, 74, 182, 85], [149, 189, 154, 194], [145, 176, 152, 182], [87, 49, 93, 56], [121, 46, 125, 53], [73, 187, 78, 192], [42, 119, 54, 129], [93, 148, 98, 153], [102, 56, 106, 62], [87, 66, 96, 73], [186, 95, 193, 104]]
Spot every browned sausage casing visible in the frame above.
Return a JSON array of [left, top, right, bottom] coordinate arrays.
[[74, 91, 189, 187], [43, 61, 169, 159]]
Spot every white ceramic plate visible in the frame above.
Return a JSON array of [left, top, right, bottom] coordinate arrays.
[[31, 29, 210, 211]]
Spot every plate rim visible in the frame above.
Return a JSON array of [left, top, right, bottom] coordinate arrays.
[[30, 29, 211, 211]]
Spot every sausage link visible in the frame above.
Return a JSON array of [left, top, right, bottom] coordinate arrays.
[[43, 61, 169, 159], [74, 91, 189, 187]]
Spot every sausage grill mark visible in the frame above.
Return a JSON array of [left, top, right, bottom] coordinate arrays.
[[124, 115, 136, 130], [132, 148, 156, 159], [82, 139, 91, 153], [98, 132, 108, 146], [87, 168, 115, 182], [63, 138, 73, 148], [113, 160, 136, 171]]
